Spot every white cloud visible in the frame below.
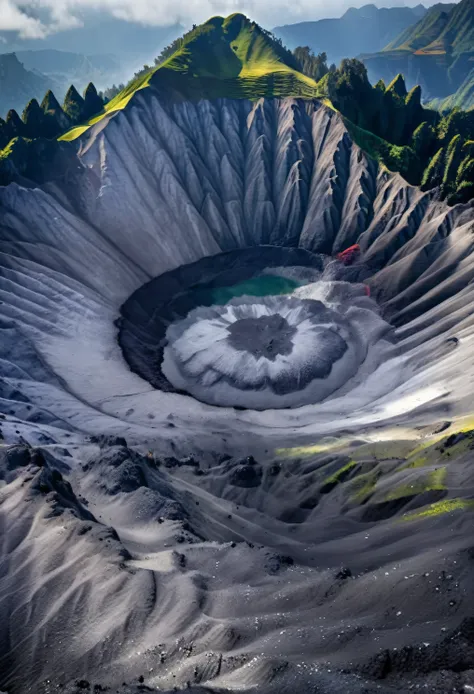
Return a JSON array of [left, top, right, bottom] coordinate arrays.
[[0, 0, 443, 38], [0, 0, 48, 38]]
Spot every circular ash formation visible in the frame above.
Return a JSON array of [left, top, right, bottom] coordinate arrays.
[[162, 297, 356, 408], [119, 246, 392, 410], [227, 313, 297, 359]]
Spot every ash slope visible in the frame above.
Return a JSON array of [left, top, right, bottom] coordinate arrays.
[[0, 94, 474, 693], [0, 94, 474, 448], [1, 440, 474, 694]]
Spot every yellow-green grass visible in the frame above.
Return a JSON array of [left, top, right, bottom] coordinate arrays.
[[401, 498, 474, 521], [275, 439, 347, 458], [405, 414, 474, 459], [60, 70, 154, 142], [400, 455, 428, 471], [385, 466, 447, 502], [350, 439, 417, 463], [0, 138, 18, 159], [350, 470, 380, 504], [59, 14, 322, 143], [406, 427, 474, 467], [322, 460, 357, 487]]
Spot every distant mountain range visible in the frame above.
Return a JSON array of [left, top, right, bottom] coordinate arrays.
[[0, 50, 122, 118], [2, 2, 474, 120], [361, 0, 474, 103], [14, 50, 123, 95], [0, 13, 182, 63], [0, 53, 55, 118], [273, 4, 427, 65], [0, 14, 183, 118], [3, 11, 474, 209], [383, 2, 456, 50]]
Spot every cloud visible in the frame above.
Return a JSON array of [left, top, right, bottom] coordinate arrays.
[[0, 0, 440, 38], [0, 0, 49, 38]]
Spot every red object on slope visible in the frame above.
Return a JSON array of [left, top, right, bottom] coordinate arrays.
[[337, 244, 361, 266]]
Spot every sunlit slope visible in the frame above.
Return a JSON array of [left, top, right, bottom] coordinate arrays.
[[384, 3, 455, 52], [61, 14, 320, 142], [384, 0, 474, 55]]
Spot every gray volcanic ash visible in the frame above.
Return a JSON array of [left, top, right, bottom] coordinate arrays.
[[0, 94, 474, 694]]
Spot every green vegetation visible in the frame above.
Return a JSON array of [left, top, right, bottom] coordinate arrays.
[[316, 59, 474, 202], [149, 14, 320, 99], [350, 470, 380, 504], [0, 81, 104, 152], [385, 467, 447, 502], [401, 455, 428, 471], [402, 497, 474, 521], [322, 460, 357, 488], [432, 68, 474, 111], [366, 0, 474, 114], [1, 12, 474, 206], [385, 4, 456, 52], [293, 47, 334, 81]]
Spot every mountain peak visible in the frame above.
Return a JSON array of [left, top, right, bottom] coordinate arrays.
[[144, 14, 317, 99]]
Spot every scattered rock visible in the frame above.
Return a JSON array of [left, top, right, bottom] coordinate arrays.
[[445, 431, 472, 448], [230, 460, 262, 488], [90, 435, 127, 448]]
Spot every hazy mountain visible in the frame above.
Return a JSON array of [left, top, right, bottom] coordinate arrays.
[[361, 0, 474, 100], [0, 12, 183, 64], [0, 52, 56, 117], [384, 2, 456, 50], [14, 50, 123, 95], [431, 66, 474, 108], [272, 4, 427, 65]]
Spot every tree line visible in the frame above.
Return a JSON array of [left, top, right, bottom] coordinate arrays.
[[319, 58, 474, 203], [0, 82, 104, 149]]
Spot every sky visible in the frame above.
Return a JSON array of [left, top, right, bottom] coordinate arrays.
[[0, 0, 444, 40]]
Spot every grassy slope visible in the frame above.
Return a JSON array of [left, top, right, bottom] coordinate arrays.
[[383, 0, 474, 56], [60, 14, 321, 142], [1, 12, 460, 197], [427, 0, 474, 54], [432, 68, 474, 110], [384, 4, 455, 53]]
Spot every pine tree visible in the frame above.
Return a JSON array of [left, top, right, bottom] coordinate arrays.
[[41, 89, 70, 137], [41, 89, 62, 113], [412, 121, 434, 157], [22, 99, 46, 138], [387, 74, 408, 99], [442, 134, 463, 196], [422, 147, 445, 190], [63, 85, 86, 124], [404, 85, 424, 140], [83, 82, 104, 120], [5, 109, 25, 139], [0, 117, 8, 149]]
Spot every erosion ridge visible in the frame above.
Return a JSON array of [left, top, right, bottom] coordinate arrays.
[[1, 94, 474, 443], [0, 86, 474, 693]]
